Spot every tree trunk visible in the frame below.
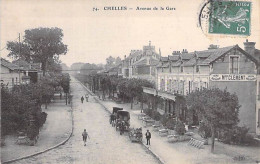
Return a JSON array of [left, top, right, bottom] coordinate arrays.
[[65, 93, 68, 105], [141, 100, 143, 113], [42, 61, 47, 76], [45, 99, 47, 109], [211, 126, 215, 153], [131, 97, 133, 109]]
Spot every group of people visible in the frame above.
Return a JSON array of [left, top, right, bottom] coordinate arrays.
[[81, 94, 89, 103]]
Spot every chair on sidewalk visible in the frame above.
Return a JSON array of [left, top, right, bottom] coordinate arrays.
[[142, 116, 151, 124], [188, 138, 205, 149], [15, 132, 30, 145], [158, 127, 169, 137], [167, 130, 176, 138], [138, 113, 146, 120], [153, 124, 163, 132]]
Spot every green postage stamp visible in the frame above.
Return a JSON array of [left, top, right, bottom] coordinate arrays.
[[209, 1, 251, 36]]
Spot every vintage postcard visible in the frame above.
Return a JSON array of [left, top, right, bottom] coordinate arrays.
[[1, 0, 260, 164]]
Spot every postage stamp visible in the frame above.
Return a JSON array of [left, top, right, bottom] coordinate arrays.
[[208, 1, 251, 35]]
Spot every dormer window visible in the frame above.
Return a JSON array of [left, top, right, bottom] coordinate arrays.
[[196, 65, 199, 72], [180, 66, 184, 72]]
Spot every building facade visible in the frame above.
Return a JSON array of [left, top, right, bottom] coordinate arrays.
[[1, 58, 42, 88], [121, 41, 160, 83], [157, 43, 259, 133], [1, 58, 23, 88]]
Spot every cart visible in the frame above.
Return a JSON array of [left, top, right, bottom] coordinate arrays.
[[116, 111, 130, 134], [129, 127, 143, 142]]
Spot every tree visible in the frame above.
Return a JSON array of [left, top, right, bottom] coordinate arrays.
[[7, 27, 68, 76], [60, 73, 71, 105], [186, 88, 240, 153], [115, 57, 122, 65], [6, 42, 31, 62]]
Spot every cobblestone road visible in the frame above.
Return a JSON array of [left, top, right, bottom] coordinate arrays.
[[12, 77, 159, 164]]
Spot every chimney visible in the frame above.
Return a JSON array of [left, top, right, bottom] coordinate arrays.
[[172, 51, 181, 55], [244, 39, 255, 56], [208, 44, 219, 50], [182, 49, 188, 54], [149, 41, 151, 46]]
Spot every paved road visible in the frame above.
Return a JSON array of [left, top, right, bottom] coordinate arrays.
[[12, 77, 159, 164]]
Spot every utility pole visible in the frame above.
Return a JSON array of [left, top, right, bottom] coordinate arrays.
[[18, 33, 21, 85]]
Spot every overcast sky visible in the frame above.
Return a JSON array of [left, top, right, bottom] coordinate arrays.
[[1, 0, 259, 67]]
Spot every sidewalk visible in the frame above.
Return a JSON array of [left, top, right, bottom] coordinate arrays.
[[1, 98, 72, 163], [98, 99, 259, 164]]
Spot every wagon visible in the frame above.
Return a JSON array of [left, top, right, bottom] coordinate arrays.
[[110, 107, 123, 126], [129, 127, 143, 142], [116, 111, 130, 134]]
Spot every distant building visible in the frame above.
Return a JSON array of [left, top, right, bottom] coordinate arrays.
[[1, 58, 23, 88], [12, 59, 42, 83], [122, 41, 160, 83]]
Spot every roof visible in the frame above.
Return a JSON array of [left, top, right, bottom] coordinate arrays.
[[126, 50, 143, 61], [12, 59, 41, 71], [200, 46, 235, 65], [180, 53, 194, 60], [1, 58, 19, 70], [169, 55, 179, 61], [172, 60, 183, 67], [160, 57, 168, 62], [150, 58, 159, 65]]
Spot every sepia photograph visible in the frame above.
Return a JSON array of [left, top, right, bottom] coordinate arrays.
[[0, 0, 260, 163]]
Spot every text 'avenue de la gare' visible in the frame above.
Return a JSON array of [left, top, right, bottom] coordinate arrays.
[[102, 6, 176, 11]]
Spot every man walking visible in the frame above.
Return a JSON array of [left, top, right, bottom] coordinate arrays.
[[82, 129, 90, 146], [85, 94, 89, 102], [81, 96, 84, 103], [145, 130, 151, 145]]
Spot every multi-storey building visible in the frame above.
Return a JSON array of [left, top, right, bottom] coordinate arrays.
[[121, 41, 160, 83], [243, 40, 260, 135], [156, 42, 259, 133]]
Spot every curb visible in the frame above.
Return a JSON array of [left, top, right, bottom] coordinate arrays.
[[3, 99, 75, 164]]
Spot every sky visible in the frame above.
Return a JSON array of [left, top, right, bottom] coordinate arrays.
[[1, 0, 259, 67]]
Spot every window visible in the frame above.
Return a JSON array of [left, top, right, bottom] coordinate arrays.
[[180, 66, 184, 72], [230, 56, 239, 74], [160, 79, 165, 91], [196, 65, 199, 72]]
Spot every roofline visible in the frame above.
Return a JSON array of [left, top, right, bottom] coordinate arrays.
[[209, 45, 258, 65]]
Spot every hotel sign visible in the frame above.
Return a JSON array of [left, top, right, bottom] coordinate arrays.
[[210, 74, 256, 81]]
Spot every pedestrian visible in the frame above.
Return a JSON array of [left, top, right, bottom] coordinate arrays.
[[85, 94, 89, 102], [81, 96, 84, 103], [145, 130, 151, 145], [82, 129, 90, 146]]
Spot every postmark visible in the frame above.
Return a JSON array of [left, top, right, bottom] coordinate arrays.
[[198, 0, 251, 36]]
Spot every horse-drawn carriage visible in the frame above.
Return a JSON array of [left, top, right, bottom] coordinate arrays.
[[110, 107, 123, 126], [115, 110, 130, 135], [129, 127, 143, 142]]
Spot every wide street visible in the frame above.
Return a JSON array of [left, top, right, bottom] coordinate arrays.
[[12, 76, 159, 164]]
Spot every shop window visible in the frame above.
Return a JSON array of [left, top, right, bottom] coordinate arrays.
[[230, 56, 239, 74]]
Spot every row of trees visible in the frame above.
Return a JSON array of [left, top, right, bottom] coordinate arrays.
[[75, 73, 155, 109], [1, 73, 71, 139], [2, 27, 70, 144]]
